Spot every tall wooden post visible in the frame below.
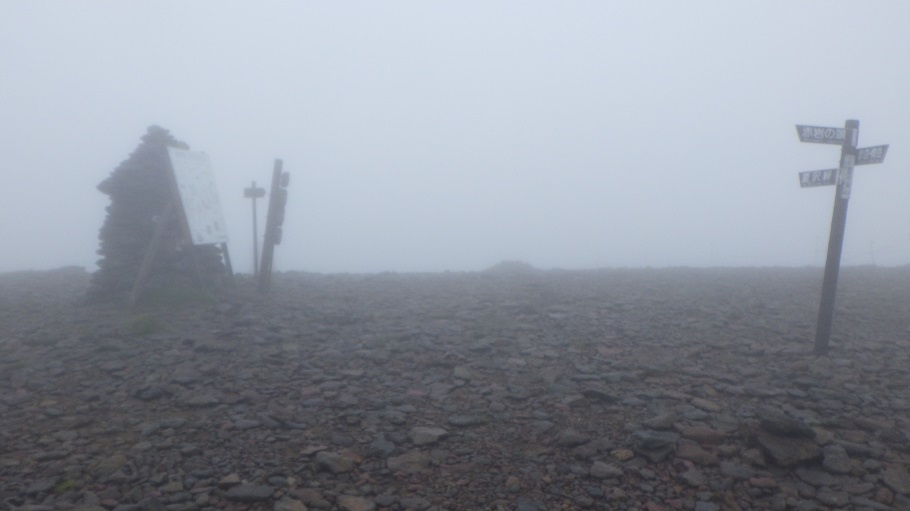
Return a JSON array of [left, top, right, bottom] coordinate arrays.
[[813, 119, 858, 355], [258, 159, 288, 293]]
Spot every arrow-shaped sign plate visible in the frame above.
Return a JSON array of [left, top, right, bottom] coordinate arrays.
[[799, 168, 838, 188], [796, 125, 847, 145], [855, 144, 888, 165]]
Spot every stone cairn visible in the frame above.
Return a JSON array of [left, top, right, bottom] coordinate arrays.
[[87, 126, 225, 301]]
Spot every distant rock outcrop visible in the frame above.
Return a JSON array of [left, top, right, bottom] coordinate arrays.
[[483, 260, 537, 274]]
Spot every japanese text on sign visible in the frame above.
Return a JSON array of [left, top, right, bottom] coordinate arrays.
[[855, 145, 889, 165], [799, 169, 837, 188], [839, 154, 855, 200], [797, 125, 847, 145]]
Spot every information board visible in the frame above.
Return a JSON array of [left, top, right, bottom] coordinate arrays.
[[167, 147, 229, 245]]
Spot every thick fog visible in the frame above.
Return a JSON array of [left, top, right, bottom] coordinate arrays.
[[2, 2, 909, 274]]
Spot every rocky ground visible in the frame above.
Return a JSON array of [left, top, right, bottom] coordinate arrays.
[[2, 264, 910, 511]]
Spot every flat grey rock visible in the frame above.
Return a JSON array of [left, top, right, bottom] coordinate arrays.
[[224, 484, 275, 502]]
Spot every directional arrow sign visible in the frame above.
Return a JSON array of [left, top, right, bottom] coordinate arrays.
[[244, 185, 265, 198], [796, 125, 848, 145], [855, 144, 889, 165], [799, 168, 838, 188]]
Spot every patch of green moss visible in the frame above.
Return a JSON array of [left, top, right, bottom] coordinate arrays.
[[140, 285, 215, 309], [54, 479, 77, 493], [124, 314, 166, 336]]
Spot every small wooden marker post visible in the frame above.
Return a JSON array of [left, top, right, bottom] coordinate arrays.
[[796, 120, 889, 355], [129, 202, 176, 306], [244, 181, 266, 277]]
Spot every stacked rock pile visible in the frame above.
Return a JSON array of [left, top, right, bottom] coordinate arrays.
[[88, 126, 225, 301]]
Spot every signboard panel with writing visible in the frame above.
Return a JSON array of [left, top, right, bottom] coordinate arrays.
[[855, 144, 889, 165], [799, 168, 838, 188], [796, 125, 847, 145], [167, 147, 229, 245]]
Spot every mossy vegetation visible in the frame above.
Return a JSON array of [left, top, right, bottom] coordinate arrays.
[[124, 314, 167, 337], [54, 479, 77, 493], [138, 284, 215, 309], [120, 283, 218, 335]]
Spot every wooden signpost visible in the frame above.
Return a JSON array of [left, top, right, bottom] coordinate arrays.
[[796, 120, 889, 355], [244, 182, 266, 277]]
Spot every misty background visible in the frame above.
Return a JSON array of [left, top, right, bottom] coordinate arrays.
[[2, 1, 909, 275]]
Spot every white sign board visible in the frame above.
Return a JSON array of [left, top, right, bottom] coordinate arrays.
[[796, 125, 847, 145], [855, 144, 889, 165], [799, 168, 837, 188], [167, 147, 229, 245]]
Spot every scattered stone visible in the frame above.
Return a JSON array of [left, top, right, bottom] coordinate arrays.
[[633, 430, 679, 462], [134, 385, 167, 401], [224, 484, 275, 502], [408, 427, 448, 446], [719, 462, 754, 481], [680, 469, 707, 487], [528, 420, 554, 435], [373, 495, 397, 507], [399, 496, 431, 510], [633, 430, 680, 450], [453, 366, 474, 380], [690, 397, 722, 412], [336, 495, 375, 511], [447, 415, 487, 427], [816, 489, 850, 507], [24, 478, 58, 495], [181, 392, 222, 407], [755, 430, 821, 467], [218, 473, 241, 488], [274, 498, 309, 511], [642, 412, 678, 430], [90, 454, 129, 479], [589, 461, 623, 479], [795, 466, 839, 487], [555, 428, 591, 447], [315, 451, 356, 474], [234, 418, 260, 430], [386, 450, 431, 474], [367, 438, 397, 458], [515, 498, 545, 511], [821, 444, 853, 475], [676, 440, 718, 466], [678, 425, 726, 444], [611, 449, 635, 462], [581, 387, 618, 403], [33, 450, 68, 461], [758, 410, 815, 438], [883, 465, 910, 495]]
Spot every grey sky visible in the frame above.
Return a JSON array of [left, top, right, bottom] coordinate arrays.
[[2, 1, 909, 274]]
